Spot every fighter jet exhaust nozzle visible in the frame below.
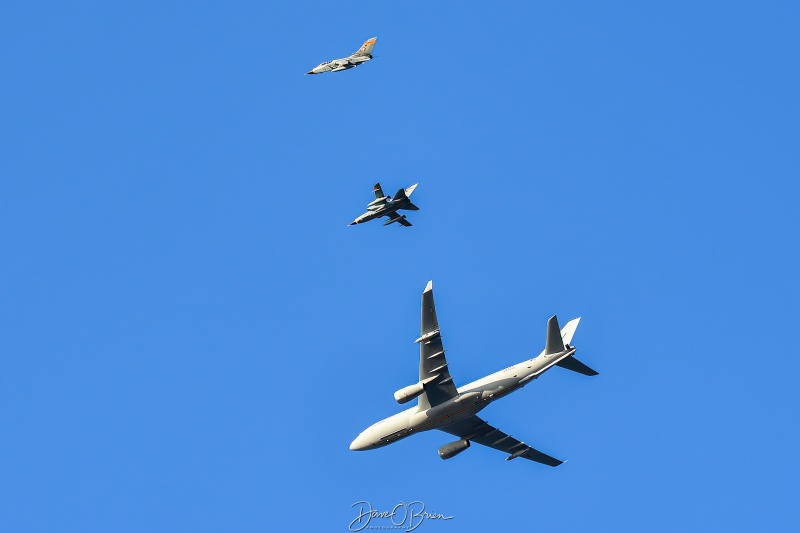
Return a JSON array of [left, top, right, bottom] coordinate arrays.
[[438, 439, 470, 460]]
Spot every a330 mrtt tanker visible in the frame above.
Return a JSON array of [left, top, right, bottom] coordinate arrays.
[[350, 281, 598, 465]]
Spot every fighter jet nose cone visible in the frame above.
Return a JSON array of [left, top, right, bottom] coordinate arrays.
[[306, 71, 314, 75]]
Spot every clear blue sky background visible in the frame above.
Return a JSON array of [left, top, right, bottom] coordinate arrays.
[[2, 1, 799, 531]]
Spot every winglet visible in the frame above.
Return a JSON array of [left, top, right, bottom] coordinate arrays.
[[424, 280, 433, 292]]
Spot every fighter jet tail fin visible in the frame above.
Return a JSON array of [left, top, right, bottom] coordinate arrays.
[[392, 187, 409, 202], [351, 37, 377, 57], [392, 183, 419, 202]]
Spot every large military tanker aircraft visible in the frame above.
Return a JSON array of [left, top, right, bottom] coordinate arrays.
[[306, 37, 377, 75], [350, 281, 598, 465]]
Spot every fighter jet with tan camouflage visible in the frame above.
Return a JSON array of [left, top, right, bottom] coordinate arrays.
[[349, 183, 419, 227], [350, 281, 599, 465], [306, 37, 377, 75]]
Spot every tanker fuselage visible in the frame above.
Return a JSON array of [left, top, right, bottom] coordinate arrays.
[[349, 346, 576, 451]]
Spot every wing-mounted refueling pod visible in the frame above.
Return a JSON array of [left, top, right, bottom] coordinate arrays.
[[505, 447, 530, 461]]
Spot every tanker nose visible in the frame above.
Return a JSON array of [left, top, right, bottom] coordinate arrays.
[[349, 433, 369, 451]]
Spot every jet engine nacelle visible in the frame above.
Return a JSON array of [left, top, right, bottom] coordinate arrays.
[[394, 382, 425, 404], [438, 439, 470, 460]]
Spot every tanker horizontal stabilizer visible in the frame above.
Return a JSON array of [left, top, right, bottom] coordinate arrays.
[[555, 356, 599, 376]]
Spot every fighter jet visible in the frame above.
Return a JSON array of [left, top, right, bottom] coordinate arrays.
[[306, 37, 377, 75], [349, 183, 419, 227], [350, 281, 599, 465]]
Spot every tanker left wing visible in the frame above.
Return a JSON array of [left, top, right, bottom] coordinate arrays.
[[416, 281, 458, 408], [438, 415, 564, 466]]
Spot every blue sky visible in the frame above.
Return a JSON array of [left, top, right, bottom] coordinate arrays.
[[1, 1, 799, 531]]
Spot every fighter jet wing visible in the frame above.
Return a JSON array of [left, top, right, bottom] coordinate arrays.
[[416, 281, 458, 408], [386, 212, 412, 226], [438, 415, 564, 466]]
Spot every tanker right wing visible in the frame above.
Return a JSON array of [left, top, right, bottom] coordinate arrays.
[[416, 281, 458, 409]]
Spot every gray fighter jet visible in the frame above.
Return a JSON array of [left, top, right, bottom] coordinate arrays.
[[350, 281, 598, 465], [349, 183, 419, 227], [306, 37, 377, 75]]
